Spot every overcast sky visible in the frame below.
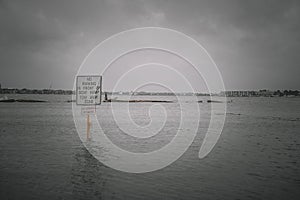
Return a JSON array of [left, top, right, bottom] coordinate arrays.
[[0, 0, 299, 91]]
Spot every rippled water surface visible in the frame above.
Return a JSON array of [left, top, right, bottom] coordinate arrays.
[[0, 95, 299, 199]]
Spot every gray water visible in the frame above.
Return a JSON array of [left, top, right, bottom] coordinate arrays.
[[0, 95, 299, 200]]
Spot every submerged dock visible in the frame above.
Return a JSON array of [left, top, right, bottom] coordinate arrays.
[[103, 99, 173, 103]]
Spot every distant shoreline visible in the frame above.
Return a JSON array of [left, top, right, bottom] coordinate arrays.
[[0, 88, 299, 97]]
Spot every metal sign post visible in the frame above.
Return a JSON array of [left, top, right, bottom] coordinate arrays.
[[76, 75, 102, 140]]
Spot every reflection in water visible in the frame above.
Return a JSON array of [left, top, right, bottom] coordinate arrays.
[[71, 147, 108, 199]]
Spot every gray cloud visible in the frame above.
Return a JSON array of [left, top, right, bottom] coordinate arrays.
[[0, 0, 299, 90]]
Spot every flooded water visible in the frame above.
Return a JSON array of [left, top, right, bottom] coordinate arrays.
[[0, 94, 299, 199]]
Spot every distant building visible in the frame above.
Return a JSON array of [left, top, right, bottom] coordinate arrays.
[[221, 90, 260, 97]]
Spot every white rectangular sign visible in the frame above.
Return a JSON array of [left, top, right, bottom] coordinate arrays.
[[81, 106, 96, 115], [76, 75, 102, 105]]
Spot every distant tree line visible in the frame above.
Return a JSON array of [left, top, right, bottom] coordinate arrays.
[[273, 90, 299, 96], [0, 85, 299, 97], [0, 88, 74, 95]]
